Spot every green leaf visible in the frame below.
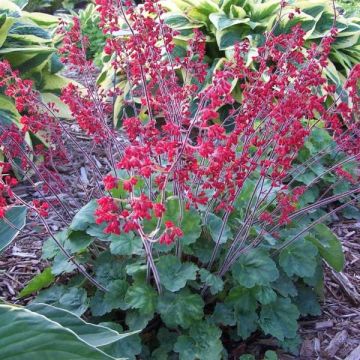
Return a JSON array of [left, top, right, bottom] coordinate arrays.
[[211, 303, 236, 326], [27, 303, 138, 348], [70, 200, 97, 231], [163, 198, 202, 246], [91, 280, 128, 315], [306, 224, 344, 272], [174, 321, 223, 360], [225, 286, 257, 313], [253, 286, 277, 305], [0, 304, 118, 360], [125, 282, 157, 315], [19, 268, 55, 298], [279, 239, 318, 278], [207, 213, 232, 244], [294, 286, 321, 316], [98, 322, 142, 360], [271, 272, 297, 297], [110, 232, 143, 256], [157, 255, 198, 292], [34, 285, 89, 316], [232, 249, 279, 288], [264, 350, 278, 360], [125, 310, 153, 331], [235, 310, 258, 339], [0, 206, 27, 253], [40, 93, 72, 119], [157, 289, 204, 329], [209, 12, 249, 31], [259, 297, 300, 341], [199, 269, 224, 295], [67, 230, 94, 253]]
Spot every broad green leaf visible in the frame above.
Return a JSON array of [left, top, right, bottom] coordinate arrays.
[[271, 272, 297, 297], [211, 303, 236, 326], [209, 12, 249, 31], [27, 303, 139, 348], [157, 255, 198, 292], [157, 289, 204, 329], [19, 268, 55, 298], [279, 239, 318, 278], [294, 286, 321, 316], [225, 286, 257, 313], [125, 310, 153, 331], [253, 286, 277, 305], [22, 11, 59, 27], [34, 285, 89, 316], [162, 198, 202, 246], [41, 93, 72, 119], [110, 232, 143, 256], [199, 269, 224, 295], [67, 231, 94, 253], [0, 0, 22, 17], [0, 304, 119, 360], [232, 249, 279, 288], [235, 310, 258, 339], [0, 206, 27, 253], [306, 224, 344, 272], [0, 16, 15, 47], [99, 322, 142, 360], [207, 213, 232, 244], [91, 280, 128, 316], [125, 282, 157, 315], [259, 297, 299, 341], [174, 321, 223, 360], [70, 200, 97, 231]]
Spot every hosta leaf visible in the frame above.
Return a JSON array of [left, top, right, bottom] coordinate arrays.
[[232, 249, 279, 288], [157, 255, 198, 292], [207, 213, 232, 244], [199, 269, 224, 295], [27, 303, 138, 348], [174, 321, 223, 360], [209, 12, 249, 31], [259, 297, 300, 341], [157, 289, 204, 329], [0, 206, 27, 253], [0, 16, 14, 47], [306, 224, 344, 272], [0, 304, 118, 360], [19, 267, 55, 298], [279, 239, 318, 278], [125, 282, 157, 315]]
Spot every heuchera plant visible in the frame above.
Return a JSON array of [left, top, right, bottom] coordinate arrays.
[[0, 0, 359, 358]]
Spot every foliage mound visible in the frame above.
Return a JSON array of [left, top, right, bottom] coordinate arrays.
[[0, 0, 359, 358]]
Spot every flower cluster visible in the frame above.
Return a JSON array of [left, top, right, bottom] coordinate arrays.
[[1, 0, 359, 264], [52, 0, 359, 248]]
